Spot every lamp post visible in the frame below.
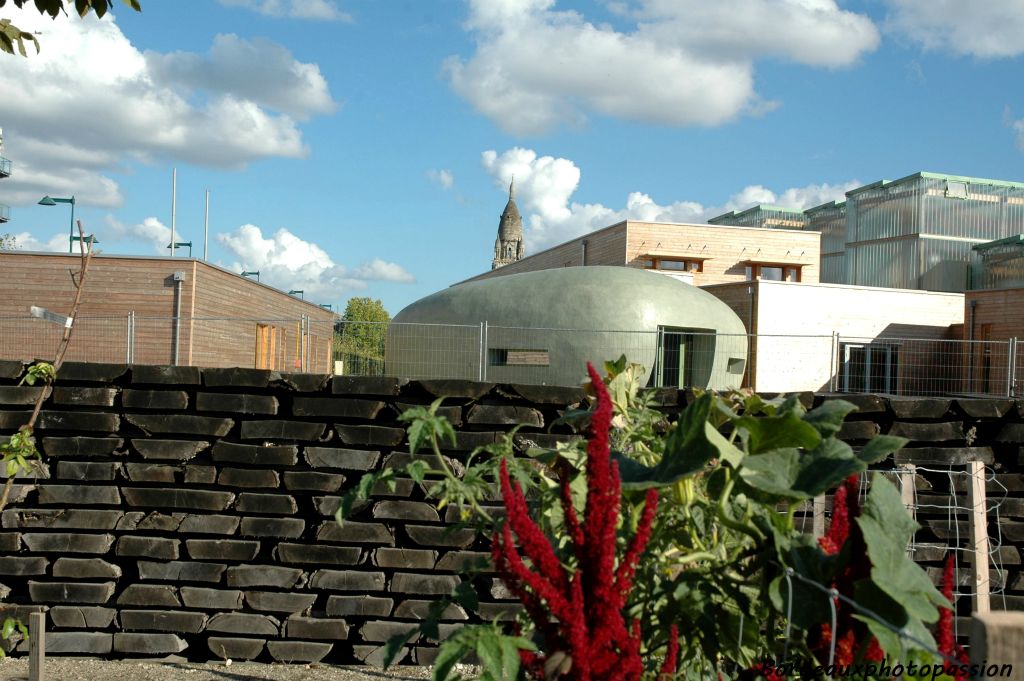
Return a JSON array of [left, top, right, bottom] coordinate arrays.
[[288, 289, 304, 299], [38, 196, 76, 253], [70, 235, 99, 249], [241, 270, 260, 283]]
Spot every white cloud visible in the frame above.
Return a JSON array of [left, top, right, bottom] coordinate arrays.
[[146, 34, 336, 120], [0, 10, 334, 207], [482, 147, 857, 250], [426, 168, 455, 190], [353, 258, 416, 283], [1012, 118, 1024, 151], [217, 0, 352, 22], [3, 231, 69, 253], [883, 0, 1024, 58], [216, 224, 414, 300], [103, 216, 172, 254], [446, 0, 879, 134]]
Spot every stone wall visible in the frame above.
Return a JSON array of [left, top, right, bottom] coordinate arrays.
[[0, 360, 1020, 663]]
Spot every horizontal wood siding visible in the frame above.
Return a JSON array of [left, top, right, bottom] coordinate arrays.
[[624, 221, 821, 286], [464, 223, 629, 282], [463, 221, 820, 288], [0, 253, 334, 372]]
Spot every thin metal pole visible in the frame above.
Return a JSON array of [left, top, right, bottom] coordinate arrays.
[[173, 280, 182, 365], [171, 168, 177, 257], [67, 198, 75, 254], [829, 332, 838, 392], [478, 322, 484, 382], [1007, 337, 1017, 398], [203, 189, 210, 261], [482, 321, 488, 382]]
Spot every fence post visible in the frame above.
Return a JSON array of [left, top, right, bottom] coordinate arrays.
[[478, 322, 484, 382], [812, 495, 826, 538], [967, 459, 991, 614], [28, 611, 44, 681], [899, 464, 916, 556], [829, 331, 838, 392], [1009, 337, 1018, 398], [970, 612, 1024, 676]]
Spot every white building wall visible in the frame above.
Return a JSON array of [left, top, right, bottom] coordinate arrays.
[[751, 281, 964, 392]]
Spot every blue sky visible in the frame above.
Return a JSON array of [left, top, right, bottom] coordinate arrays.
[[2, 0, 1024, 314]]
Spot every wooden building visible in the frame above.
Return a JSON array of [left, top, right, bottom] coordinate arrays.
[[0, 252, 336, 372], [465, 219, 821, 287]]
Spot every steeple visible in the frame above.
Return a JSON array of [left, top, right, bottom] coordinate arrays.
[[492, 177, 524, 270]]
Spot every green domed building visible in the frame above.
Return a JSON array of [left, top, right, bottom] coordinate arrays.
[[386, 266, 747, 388]]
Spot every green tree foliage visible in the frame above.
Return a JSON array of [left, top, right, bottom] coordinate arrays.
[[1, 0, 141, 56], [0, 234, 16, 250], [333, 297, 389, 375]]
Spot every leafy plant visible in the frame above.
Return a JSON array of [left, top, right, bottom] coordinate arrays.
[[339, 356, 953, 680]]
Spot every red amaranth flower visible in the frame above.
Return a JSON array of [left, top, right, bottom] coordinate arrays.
[[659, 625, 679, 680], [491, 362, 664, 681], [810, 474, 882, 667], [937, 554, 970, 680]]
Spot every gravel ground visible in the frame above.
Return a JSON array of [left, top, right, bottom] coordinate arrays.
[[0, 658, 443, 681]]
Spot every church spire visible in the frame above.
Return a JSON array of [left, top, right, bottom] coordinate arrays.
[[492, 177, 525, 270]]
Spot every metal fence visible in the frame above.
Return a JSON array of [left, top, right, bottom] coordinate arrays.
[[0, 315, 1019, 396]]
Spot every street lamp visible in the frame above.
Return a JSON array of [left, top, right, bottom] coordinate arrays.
[[288, 289, 304, 299], [318, 303, 332, 311], [38, 195, 76, 254], [70, 234, 99, 249], [167, 241, 192, 257], [241, 270, 260, 282]]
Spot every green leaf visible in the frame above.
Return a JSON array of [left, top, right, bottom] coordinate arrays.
[[801, 399, 857, 437], [432, 639, 468, 681], [791, 437, 865, 497], [741, 437, 871, 500], [769, 538, 837, 629], [1, 618, 14, 640], [857, 475, 946, 624], [617, 393, 722, 489], [858, 435, 908, 464], [732, 409, 821, 455], [739, 448, 805, 499]]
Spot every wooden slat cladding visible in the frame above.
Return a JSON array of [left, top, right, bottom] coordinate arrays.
[[463, 220, 820, 287], [464, 222, 629, 282], [623, 221, 820, 286], [0, 253, 335, 372]]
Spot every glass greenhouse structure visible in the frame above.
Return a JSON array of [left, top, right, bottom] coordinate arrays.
[[971, 234, 1024, 290], [708, 205, 809, 230], [842, 172, 1024, 292], [804, 200, 846, 284]]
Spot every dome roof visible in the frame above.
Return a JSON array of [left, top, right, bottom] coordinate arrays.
[[389, 266, 748, 388]]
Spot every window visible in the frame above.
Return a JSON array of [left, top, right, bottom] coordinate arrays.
[[745, 263, 801, 282], [659, 260, 688, 270], [489, 349, 550, 366], [641, 257, 704, 272], [840, 343, 898, 393]]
